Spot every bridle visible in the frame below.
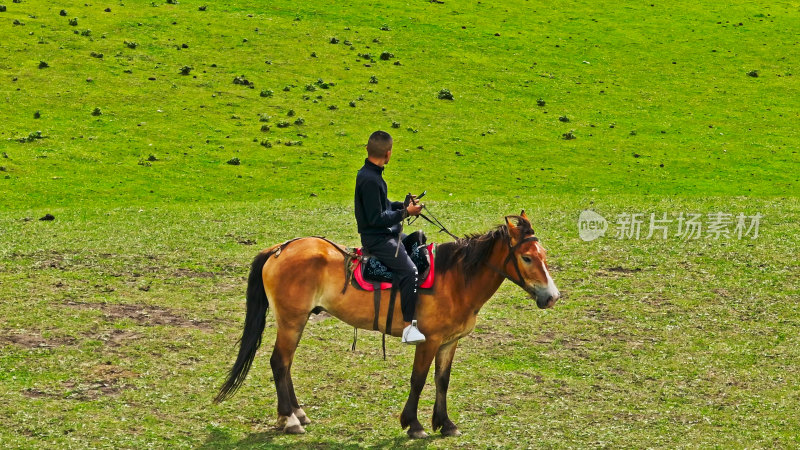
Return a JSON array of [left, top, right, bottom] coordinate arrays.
[[488, 231, 539, 292]]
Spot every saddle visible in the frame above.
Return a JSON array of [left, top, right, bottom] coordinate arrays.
[[352, 231, 435, 291], [347, 231, 436, 359]]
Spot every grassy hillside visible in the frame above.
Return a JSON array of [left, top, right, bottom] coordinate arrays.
[[1, 0, 799, 448], [2, 0, 798, 210]]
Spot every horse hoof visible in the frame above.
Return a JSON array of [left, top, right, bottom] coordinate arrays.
[[285, 424, 306, 434], [280, 413, 305, 433], [442, 427, 462, 437], [408, 429, 428, 439], [294, 408, 311, 425]]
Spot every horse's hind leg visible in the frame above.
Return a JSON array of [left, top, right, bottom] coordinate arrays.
[[271, 322, 307, 434], [287, 369, 311, 425]]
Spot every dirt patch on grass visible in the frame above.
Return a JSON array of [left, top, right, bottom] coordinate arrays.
[[98, 328, 144, 347], [21, 388, 54, 398], [535, 331, 593, 357], [64, 301, 213, 329], [63, 362, 137, 400], [1, 333, 49, 348], [11, 250, 244, 281], [30, 250, 75, 270], [558, 334, 593, 350], [607, 266, 642, 273], [471, 318, 517, 347], [533, 330, 556, 345], [596, 266, 643, 277], [174, 268, 217, 278], [713, 288, 731, 298], [22, 363, 137, 400], [585, 304, 625, 323], [640, 295, 674, 307], [90, 362, 137, 382], [0, 332, 78, 349], [472, 328, 515, 346]]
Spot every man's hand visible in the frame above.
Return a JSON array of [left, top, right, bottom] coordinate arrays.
[[406, 203, 423, 216]]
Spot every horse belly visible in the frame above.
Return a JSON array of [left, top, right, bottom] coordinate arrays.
[[321, 289, 385, 332]]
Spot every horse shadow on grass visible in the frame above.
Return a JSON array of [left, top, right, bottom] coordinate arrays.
[[199, 426, 448, 449]]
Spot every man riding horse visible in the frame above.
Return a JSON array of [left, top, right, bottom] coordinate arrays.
[[354, 130, 426, 344], [215, 133, 561, 437]]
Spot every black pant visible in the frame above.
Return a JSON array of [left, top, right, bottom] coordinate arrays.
[[361, 233, 418, 322]]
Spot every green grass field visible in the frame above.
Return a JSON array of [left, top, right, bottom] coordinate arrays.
[[2, 0, 799, 447]]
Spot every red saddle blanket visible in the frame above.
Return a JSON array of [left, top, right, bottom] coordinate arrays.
[[353, 244, 436, 291]]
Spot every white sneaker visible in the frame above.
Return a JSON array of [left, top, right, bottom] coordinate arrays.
[[402, 320, 426, 345]]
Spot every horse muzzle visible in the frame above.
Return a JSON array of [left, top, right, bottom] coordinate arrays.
[[533, 285, 560, 309]]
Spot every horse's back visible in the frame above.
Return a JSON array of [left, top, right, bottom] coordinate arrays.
[[261, 238, 349, 308]]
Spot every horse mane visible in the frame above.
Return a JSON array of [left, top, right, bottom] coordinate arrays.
[[434, 216, 534, 282]]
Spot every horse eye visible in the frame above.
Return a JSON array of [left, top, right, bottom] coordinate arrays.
[[521, 256, 532, 264]]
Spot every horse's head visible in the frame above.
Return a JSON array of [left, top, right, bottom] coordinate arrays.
[[504, 211, 560, 309]]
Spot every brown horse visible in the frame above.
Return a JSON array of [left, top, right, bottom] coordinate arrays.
[[215, 212, 560, 438]]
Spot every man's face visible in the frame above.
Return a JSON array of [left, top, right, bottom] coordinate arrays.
[[385, 145, 392, 164]]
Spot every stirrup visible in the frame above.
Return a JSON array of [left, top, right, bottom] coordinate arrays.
[[401, 320, 426, 345]]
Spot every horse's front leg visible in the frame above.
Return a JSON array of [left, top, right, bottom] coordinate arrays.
[[432, 340, 461, 436], [400, 339, 439, 439]]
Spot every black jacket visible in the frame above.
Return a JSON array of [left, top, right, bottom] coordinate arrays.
[[354, 159, 405, 235]]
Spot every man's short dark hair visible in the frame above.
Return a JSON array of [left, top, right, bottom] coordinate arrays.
[[367, 130, 393, 158]]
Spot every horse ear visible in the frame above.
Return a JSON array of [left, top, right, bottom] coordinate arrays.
[[505, 216, 517, 231], [505, 215, 521, 244], [519, 210, 534, 233]]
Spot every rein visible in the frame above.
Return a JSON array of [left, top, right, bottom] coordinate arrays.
[[409, 204, 460, 241]]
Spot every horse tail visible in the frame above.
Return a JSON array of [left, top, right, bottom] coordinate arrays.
[[214, 249, 273, 403]]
